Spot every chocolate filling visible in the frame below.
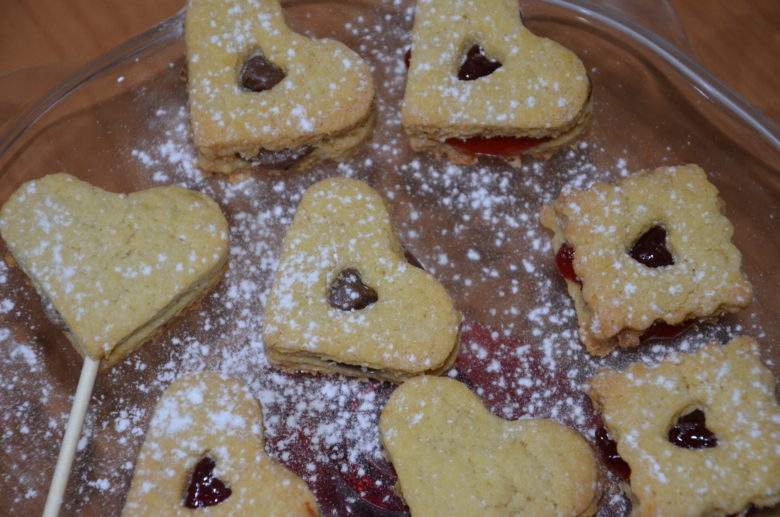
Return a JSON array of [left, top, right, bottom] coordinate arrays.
[[240, 51, 286, 92], [328, 268, 378, 311], [241, 146, 314, 170]]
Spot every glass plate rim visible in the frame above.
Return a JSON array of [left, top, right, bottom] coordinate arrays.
[[1, 0, 779, 163]]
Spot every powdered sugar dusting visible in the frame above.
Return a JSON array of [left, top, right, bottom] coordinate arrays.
[[0, 2, 772, 516]]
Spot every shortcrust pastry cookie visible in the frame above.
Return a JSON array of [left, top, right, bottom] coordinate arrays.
[[540, 164, 752, 355], [122, 372, 319, 516], [402, 0, 592, 165], [379, 376, 601, 516], [264, 177, 461, 383], [0, 174, 228, 367], [185, 0, 375, 174], [587, 336, 780, 517]]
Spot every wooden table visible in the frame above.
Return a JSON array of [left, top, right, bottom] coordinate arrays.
[[1, 0, 779, 124]]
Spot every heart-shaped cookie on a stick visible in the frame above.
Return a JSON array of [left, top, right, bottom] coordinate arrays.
[[122, 372, 319, 516], [186, 0, 375, 174], [0, 173, 229, 367], [0, 173, 229, 516], [380, 376, 602, 516], [264, 177, 461, 382], [403, 0, 592, 165]]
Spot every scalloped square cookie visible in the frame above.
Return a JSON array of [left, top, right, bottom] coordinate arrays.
[[380, 376, 601, 516], [587, 336, 780, 517], [122, 372, 319, 516], [186, 0, 375, 174], [402, 0, 592, 165], [264, 177, 461, 382], [541, 164, 752, 355], [0, 174, 228, 367]]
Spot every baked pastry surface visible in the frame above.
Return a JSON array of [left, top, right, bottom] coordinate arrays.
[[541, 164, 752, 355], [587, 336, 780, 517], [402, 0, 591, 164], [185, 0, 375, 174], [264, 177, 461, 382], [380, 375, 601, 516], [122, 372, 319, 516], [0, 173, 229, 366]]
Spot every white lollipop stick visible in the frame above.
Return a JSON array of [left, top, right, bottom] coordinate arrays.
[[42, 356, 100, 517]]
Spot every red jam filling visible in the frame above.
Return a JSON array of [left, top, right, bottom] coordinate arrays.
[[639, 319, 695, 343], [668, 409, 717, 449], [403, 47, 547, 157], [554, 243, 581, 286], [184, 456, 232, 509], [629, 225, 674, 268], [445, 135, 552, 157], [594, 426, 631, 482]]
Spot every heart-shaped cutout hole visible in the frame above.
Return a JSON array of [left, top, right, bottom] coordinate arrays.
[[629, 225, 674, 268], [184, 456, 232, 508], [668, 409, 718, 449], [328, 268, 378, 311], [240, 50, 286, 92], [457, 44, 502, 80]]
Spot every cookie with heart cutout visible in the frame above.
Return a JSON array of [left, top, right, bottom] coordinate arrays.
[[263, 177, 461, 383], [540, 164, 752, 356], [185, 0, 375, 175], [0, 173, 229, 367], [379, 376, 602, 516], [402, 0, 592, 166], [122, 372, 319, 516], [586, 336, 780, 517]]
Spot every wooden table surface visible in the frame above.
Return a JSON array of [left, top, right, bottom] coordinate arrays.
[[1, 0, 779, 125]]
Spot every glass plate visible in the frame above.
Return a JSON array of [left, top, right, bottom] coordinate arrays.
[[0, 1, 778, 516]]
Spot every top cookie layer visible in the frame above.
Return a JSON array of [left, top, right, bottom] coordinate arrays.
[[402, 0, 590, 137], [541, 164, 752, 355], [380, 376, 601, 516], [264, 177, 460, 381], [587, 336, 780, 517], [186, 0, 375, 152], [122, 372, 319, 516], [0, 174, 229, 364]]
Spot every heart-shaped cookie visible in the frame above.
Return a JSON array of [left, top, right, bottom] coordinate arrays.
[[380, 376, 601, 516], [264, 177, 461, 382], [0, 174, 228, 367], [186, 0, 375, 174], [122, 372, 319, 516], [402, 0, 591, 163]]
